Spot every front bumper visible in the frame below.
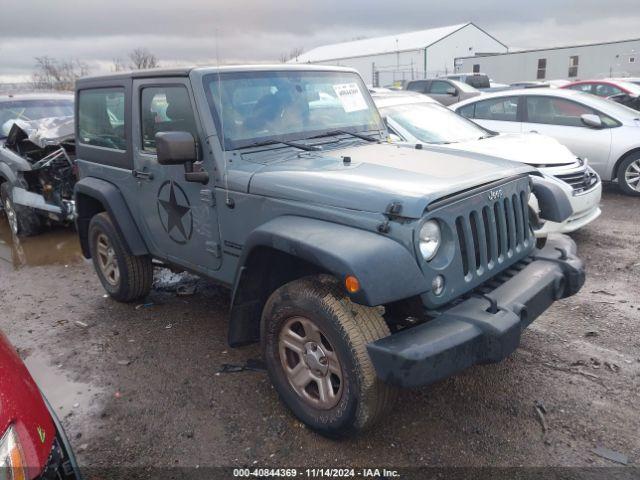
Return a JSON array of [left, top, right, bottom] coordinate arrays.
[[367, 234, 584, 387], [12, 187, 76, 223]]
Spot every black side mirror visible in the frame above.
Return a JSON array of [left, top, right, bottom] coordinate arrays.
[[156, 131, 197, 165], [155, 131, 209, 184]]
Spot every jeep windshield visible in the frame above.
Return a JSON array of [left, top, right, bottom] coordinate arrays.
[[381, 102, 493, 144], [203, 70, 384, 150], [0, 98, 74, 138]]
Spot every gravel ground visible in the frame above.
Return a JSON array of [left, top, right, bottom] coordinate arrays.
[[0, 185, 638, 473]]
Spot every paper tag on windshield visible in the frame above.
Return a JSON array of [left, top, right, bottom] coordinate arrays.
[[332, 83, 368, 113]]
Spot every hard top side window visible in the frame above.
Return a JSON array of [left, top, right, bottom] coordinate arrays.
[[473, 96, 518, 121], [78, 88, 126, 150], [140, 85, 197, 152], [430, 81, 453, 94], [525, 96, 616, 127]]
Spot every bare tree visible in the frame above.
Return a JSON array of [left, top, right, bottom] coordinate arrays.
[[289, 47, 304, 62], [278, 47, 305, 63], [32, 56, 90, 91], [128, 48, 159, 70], [111, 57, 126, 72]]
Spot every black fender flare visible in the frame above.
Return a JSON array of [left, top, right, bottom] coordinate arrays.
[[74, 177, 148, 258], [234, 216, 427, 308], [530, 176, 573, 224]]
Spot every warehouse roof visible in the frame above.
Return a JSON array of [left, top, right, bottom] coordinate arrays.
[[292, 22, 504, 63]]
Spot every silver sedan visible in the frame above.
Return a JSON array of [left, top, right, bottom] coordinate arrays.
[[452, 88, 640, 195]]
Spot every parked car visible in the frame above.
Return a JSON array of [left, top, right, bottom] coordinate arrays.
[[0, 330, 81, 479], [562, 79, 640, 111], [373, 91, 601, 236], [382, 80, 407, 90], [611, 77, 640, 86], [405, 78, 480, 105], [452, 88, 640, 196], [440, 73, 491, 89], [563, 79, 640, 98], [0, 94, 76, 236], [73, 65, 584, 436]]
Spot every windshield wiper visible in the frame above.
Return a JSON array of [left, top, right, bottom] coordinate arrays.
[[310, 129, 379, 142], [478, 133, 497, 140], [241, 139, 321, 152]]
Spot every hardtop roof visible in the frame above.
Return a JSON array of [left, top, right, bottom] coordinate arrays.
[[76, 64, 360, 87]]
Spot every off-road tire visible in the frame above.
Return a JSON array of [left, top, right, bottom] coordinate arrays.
[[1, 182, 42, 237], [88, 212, 153, 302], [617, 153, 640, 196], [261, 274, 397, 437]]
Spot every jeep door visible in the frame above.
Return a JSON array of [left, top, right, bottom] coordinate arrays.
[[130, 78, 222, 273], [520, 95, 612, 176]]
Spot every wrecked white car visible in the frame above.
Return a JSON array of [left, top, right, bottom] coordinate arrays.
[[0, 94, 76, 236]]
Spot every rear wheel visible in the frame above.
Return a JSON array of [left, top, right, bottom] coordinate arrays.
[[0, 182, 41, 237], [88, 212, 153, 302], [261, 275, 397, 437], [618, 154, 640, 196]]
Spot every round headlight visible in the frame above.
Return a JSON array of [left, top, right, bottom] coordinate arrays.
[[418, 220, 441, 261]]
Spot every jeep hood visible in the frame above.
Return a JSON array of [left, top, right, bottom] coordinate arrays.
[[248, 143, 535, 218], [430, 133, 578, 167]]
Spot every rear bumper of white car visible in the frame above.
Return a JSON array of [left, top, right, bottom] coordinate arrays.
[[533, 178, 602, 237]]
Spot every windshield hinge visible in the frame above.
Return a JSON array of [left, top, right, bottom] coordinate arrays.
[[385, 201, 403, 216]]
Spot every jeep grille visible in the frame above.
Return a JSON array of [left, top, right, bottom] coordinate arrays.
[[422, 175, 535, 308], [455, 190, 532, 279]]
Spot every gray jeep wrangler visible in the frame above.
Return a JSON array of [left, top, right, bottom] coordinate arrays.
[[73, 66, 584, 436]]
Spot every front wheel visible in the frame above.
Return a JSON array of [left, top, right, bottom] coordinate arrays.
[[1, 182, 41, 237], [88, 212, 153, 302], [618, 154, 640, 196], [261, 275, 397, 437]]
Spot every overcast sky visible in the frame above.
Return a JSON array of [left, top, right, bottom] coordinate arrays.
[[1, 0, 640, 82]]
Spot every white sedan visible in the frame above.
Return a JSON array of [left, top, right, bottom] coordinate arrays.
[[372, 91, 602, 236], [451, 88, 640, 196]]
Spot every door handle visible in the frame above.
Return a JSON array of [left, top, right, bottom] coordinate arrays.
[[132, 169, 154, 180], [529, 130, 539, 133]]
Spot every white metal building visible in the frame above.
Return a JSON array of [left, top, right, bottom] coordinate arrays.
[[290, 23, 507, 86], [456, 38, 640, 84]]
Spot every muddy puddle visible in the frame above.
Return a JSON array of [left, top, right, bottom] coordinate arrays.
[[0, 217, 83, 271], [23, 350, 103, 420]]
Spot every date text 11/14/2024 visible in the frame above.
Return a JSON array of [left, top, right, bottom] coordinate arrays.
[[232, 468, 400, 478]]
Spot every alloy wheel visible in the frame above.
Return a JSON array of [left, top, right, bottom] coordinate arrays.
[[278, 316, 344, 410], [624, 159, 640, 192], [96, 233, 120, 286]]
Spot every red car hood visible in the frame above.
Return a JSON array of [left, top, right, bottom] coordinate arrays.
[[0, 331, 55, 478]]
